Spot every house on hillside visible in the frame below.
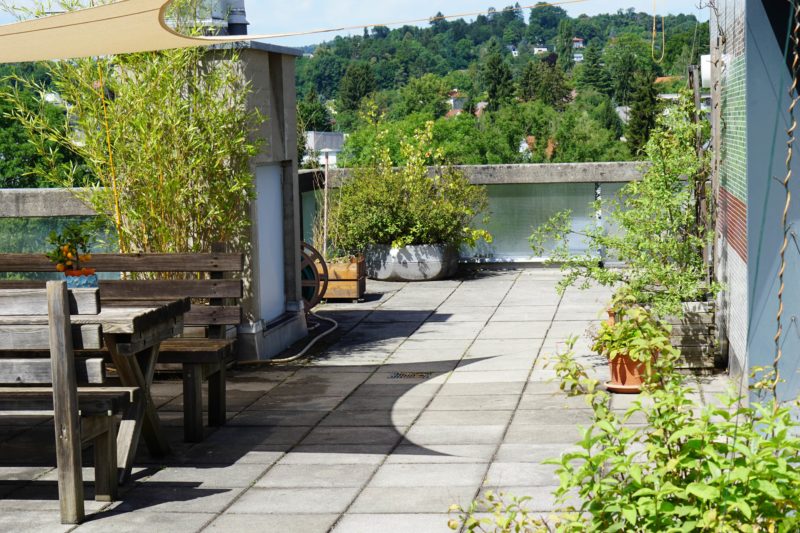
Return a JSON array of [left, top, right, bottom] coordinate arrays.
[[572, 37, 585, 49], [713, 0, 800, 403], [304, 131, 346, 168]]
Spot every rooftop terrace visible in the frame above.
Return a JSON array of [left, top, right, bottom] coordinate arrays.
[[0, 270, 729, 532]]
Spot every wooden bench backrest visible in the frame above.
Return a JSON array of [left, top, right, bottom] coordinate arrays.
[[0, 251, 244, 332], [0, 283, 104, 384]]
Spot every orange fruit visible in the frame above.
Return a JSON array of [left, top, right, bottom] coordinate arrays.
[[56, 264, 66, 272], [65, 260, 73, 267]]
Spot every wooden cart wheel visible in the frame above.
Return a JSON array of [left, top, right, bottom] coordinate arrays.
[[300, 242, 329, 312]]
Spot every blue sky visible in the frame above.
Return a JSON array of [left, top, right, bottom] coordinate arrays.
[[0, 1, 710, 48]]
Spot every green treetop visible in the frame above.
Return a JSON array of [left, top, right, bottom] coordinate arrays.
[[579, 42, 611, 96], [626, 70, 659, 155], [482, 40, 514, 112], [338, 62, 377, 113], [555, 19, 575, 72]]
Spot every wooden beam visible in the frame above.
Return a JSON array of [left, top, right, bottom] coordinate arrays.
[[47, 281, 85, 525], [0, 288, 99, 316], [0, 358, 105, 384], [0, 253, 243, 273]]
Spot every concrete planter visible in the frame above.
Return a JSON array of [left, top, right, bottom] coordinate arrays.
[[366, 244, 459, 282]]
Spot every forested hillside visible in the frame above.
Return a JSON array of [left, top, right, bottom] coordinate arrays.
[[297, 3, 709, 166]]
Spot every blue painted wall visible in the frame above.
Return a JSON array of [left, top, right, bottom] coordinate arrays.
[[746, 0, 800, 401]]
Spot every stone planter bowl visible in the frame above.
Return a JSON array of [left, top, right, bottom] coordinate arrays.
[[366, 244, 459, 282]]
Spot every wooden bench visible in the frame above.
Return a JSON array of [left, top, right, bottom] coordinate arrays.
[[0, 249, 243, 443], [0, 282, 137, 524]]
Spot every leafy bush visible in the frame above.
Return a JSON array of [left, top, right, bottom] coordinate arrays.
[[530, 92, 718, 317], [327, 109, 491, 252], [547, 357, 800, 532], [592, 305, 678, 370]]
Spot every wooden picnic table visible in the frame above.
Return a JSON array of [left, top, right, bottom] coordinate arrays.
[[0, 297, 190, 484]]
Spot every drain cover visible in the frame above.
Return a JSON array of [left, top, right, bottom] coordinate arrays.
[[388, 371, 433, 380]]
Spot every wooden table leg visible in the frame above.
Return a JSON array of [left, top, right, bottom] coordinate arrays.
[[105, 335, 170, 484]]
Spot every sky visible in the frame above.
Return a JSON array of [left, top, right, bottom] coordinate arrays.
[[0, 1, 710, 48]]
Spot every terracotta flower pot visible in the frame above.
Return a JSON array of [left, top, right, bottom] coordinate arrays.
[[607, 354, 648, 394]]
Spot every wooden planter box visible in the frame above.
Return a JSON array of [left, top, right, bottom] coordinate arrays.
[[318, 256, 366, 301], [666, 301, 720, 373]]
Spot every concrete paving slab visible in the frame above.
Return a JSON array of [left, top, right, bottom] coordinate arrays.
[[142, 464, 271, 489], [484, 462, 559, 486], [255, 463, 376, 488], [367, 463, 486, 488], [277, 445, 392, 465], [0, 511, 74, 533], [331, 513, 453, 533], [490, 306, 558, 322], [226, 487, 361, 514], [205, 513, 338, 533], [404, 425, 506, 445], [478, 321, 550, 339], [446, 369, 530, 384], [387, 444, 496, 464], [426, 394, 520, 411], [301, 426, 404, 446], [349, 486, 477, 513], [76, 512, 213, 532], [113, 485, 244, 514], [414, 409, 513, 426]]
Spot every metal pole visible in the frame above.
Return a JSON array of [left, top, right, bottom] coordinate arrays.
[[323, 151, 329, 259]]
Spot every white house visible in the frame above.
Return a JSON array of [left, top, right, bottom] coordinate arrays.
[[305, 131, 346, 168]]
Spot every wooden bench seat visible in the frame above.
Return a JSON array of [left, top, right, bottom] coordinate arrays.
[[0, 386, 137, 414], [0, 283, 136, 524], [0, 247, 244, 443]]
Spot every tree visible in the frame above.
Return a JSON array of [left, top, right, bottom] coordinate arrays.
[[482, 40, 514, 112], [519, 60, 570, 109], [528, 2, 568, 44], [605, 34, 653, 105], [394, 73, 449, 119], [338, 62, 376, 113], [298, 88, 332, 132], [579, 42, 611, 96], [555, 19, 575, 71], [626, 70, 659, 155]]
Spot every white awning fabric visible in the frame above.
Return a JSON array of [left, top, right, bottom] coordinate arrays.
[[0, 0, 260, 64]]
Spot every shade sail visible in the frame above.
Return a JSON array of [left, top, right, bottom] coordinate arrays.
[[0, 0, 264, 64]]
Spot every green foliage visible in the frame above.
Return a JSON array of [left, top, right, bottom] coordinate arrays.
[[592, 305, 679, 382], [328, 112, 491, 252], [604, 33, 654, 106], [530, 93, 716, 317], [627, 70, 660, 155], [338, 62, 377, 113], [393, 73, 450, 119], [482, 40, 514, 112], [45, 220, 98, 272], [519, 59, 570, 109], [448, 491, 547, 532], [545, 359, 800, 532], [2, 0, 258, 255], [298, 88, 332, 132], [0, 64, 88, 188], [578, 42, 612, 96], [555, 19, 575, 71], [528, 3, 568, 45]]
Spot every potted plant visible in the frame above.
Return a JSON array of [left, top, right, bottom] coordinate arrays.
[[592, 304, 679, 393], [531, 92, 720, 371], [46, 221, 97, 288], [328, 115, 491, 282]]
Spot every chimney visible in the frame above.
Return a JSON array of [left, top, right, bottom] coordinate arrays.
[[226, 0, 249, 36]]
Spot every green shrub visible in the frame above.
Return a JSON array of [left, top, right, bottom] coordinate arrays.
[[327, 109, 491, 253], [450, 345, 800, 532], [530, 92, 718, 317]]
